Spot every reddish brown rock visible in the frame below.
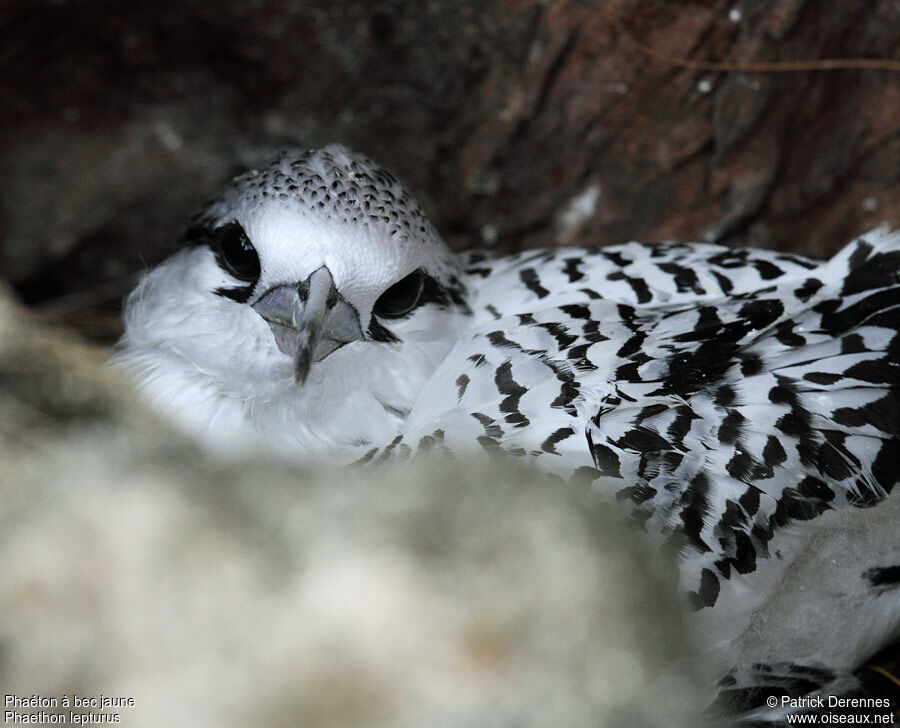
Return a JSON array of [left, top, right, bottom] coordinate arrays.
[[1, 0, 897, 336]]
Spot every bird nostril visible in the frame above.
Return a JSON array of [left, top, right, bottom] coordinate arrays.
[[325, 283, 338, 309], [297, 280, 310, 302]]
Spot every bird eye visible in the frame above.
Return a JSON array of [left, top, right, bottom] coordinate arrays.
[[373, 269, 425, 318], [216, 221, 260, 282]]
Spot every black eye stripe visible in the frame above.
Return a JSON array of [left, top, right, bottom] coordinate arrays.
[[215, 284, 253, 303], [419, 272, 469, 312], [180, 223, 212, 247], [182, 221, 260, 302], [366, 271, 471, 342]]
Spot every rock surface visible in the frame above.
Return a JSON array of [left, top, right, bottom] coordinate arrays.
[[2, 1, 898, 331]]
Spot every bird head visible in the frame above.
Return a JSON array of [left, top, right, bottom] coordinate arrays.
[[116, 145, 472, 458]]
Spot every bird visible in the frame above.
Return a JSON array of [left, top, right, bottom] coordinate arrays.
[[114, 144, 900, 721]]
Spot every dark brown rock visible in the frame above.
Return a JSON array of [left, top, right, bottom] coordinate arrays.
[[1, 0, 897, 336]]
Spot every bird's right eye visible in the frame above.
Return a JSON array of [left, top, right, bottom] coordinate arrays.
[[215, 221, 261, 283]]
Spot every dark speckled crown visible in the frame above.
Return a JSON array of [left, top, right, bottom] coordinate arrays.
[[197, 145, 437, 245]]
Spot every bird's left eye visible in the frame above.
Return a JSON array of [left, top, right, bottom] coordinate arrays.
[[373, 269, 425, 318], [216, 222, 260, 282]]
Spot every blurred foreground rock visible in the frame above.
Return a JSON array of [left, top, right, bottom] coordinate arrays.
[[0, 290, 711, 727]]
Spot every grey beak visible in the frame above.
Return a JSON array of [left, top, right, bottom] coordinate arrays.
[[251, 266, 364, 384]]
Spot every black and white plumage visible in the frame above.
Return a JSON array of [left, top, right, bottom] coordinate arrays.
[[115, 145, 900, 720]]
